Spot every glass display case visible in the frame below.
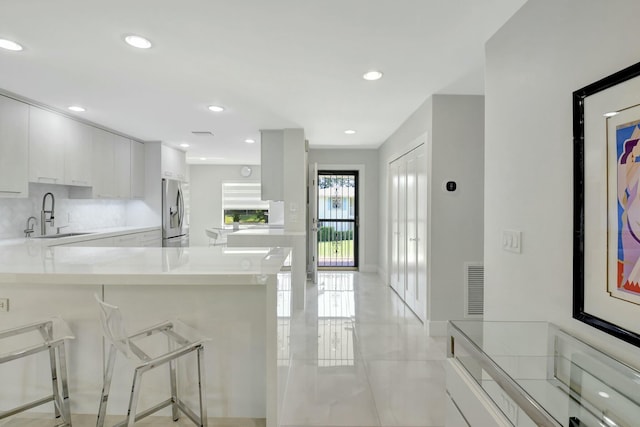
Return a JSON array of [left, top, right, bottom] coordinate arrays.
[[447, 321, 640, 427]]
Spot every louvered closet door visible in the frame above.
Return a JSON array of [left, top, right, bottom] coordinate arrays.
[[415, 145, 427, 321], [388, 144, 427, 321], [389, 159, 402, 294], [397, 159, 407, 300], [405, 150, 418, 313]]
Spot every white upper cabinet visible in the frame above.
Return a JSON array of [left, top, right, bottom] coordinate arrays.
[[114, 135, 131, 199], [130, 140, 145, 199], [161, 145, 186, 181], [0, 96, 29, 197], [29, 106, 66, 184], [90, 129, 132, 199], [64, 120, 93, 186], [91, 127, 116, 198]]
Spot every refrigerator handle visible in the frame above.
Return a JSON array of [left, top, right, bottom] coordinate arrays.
[[177, 185, 184, 228]]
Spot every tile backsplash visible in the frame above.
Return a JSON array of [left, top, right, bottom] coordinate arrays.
[[0, 183, 128, 239]]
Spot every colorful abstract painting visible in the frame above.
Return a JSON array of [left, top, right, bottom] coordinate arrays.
[[616, 119, 640, 302]]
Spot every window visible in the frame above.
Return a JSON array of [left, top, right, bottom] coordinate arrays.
[[222, 182, 269, 225]]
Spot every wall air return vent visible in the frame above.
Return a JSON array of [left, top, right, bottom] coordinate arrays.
[[464, 262, 484, 317], [191, 131, 214, 136]]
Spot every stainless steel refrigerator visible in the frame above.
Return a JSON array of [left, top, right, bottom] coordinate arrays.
[[162, 178, 189, 247]]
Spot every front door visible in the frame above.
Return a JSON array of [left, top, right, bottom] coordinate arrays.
[[317, 171, 358, 269]]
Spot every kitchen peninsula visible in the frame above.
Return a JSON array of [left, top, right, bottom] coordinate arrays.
[[0, 243, 291, 427]]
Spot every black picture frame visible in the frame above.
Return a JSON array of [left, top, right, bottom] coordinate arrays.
[[573, 60, 640, 348]]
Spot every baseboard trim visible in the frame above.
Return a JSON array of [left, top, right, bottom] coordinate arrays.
[[377, 266, 387, 282], [428, 321, 449, 337], [360, 264, 378, 273]]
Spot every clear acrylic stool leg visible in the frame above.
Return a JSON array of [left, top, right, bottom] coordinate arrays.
[[125, 369, 143, 427], [197, 346, 208, 427], [97, 345, 117, 427], [58, 343, 73, 425]]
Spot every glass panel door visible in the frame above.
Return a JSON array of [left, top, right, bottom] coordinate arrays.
[[317, 171, 358, 268]]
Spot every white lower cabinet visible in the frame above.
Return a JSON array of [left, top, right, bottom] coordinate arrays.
[[138, 230, 162, 247], [58, 237, 116, 247], [113, 234, 138, 247]]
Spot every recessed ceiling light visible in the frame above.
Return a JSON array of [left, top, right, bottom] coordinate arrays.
[[603, 111, 619, 117], [0, 38, 23, 51], [200, 157, 207, 160], [124, 35, 152, 49], [363, 70, 383, 81], [344, 129, 356, 135], [68, 105, 86, 112], [245, 139, 255, 144], [180, 143, 190, 148], [208, 105, 225, 112], [598, 391, 610, 399]]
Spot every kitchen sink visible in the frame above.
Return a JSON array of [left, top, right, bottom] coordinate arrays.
[[33, 232, 96, 239]]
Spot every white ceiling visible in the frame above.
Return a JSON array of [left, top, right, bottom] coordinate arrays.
[[0, 0, 526, 165]]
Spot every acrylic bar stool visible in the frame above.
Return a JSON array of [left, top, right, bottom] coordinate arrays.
[[95, 295, 210, 427], [0, 318, 74, 426]]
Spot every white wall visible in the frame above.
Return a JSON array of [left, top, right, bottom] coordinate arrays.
[[308, 149, 379, 272], [431, 95, 484, 321], [485, 0, 640, 369], [378, 94, 484, 329], [0, 183, 128, 238], [188, 164, 262, 247]]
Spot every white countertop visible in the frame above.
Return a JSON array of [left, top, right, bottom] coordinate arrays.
[[0, 245, 291, 286], [0, 225, 161, 247], [230, 228, 306, 237]]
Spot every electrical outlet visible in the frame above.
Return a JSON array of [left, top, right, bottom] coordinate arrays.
[[0, 298, 9, 312]]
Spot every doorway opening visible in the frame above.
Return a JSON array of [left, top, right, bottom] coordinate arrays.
[[317, 171, 359, 269]]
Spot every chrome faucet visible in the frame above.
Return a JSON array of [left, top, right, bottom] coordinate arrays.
[[24, 216, 37, 238], [41, 192, 55, 235]]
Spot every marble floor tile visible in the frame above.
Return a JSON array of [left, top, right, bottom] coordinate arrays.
[[280, 359, 380, 426], [365, 360, 446, 427], [355, 324, 446, 361], [280, 271, 447, 427]]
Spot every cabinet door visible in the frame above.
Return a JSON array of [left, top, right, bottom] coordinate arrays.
[[161, 144, 187, 181], [114, 135, 131, 198], [91, 128, 115, 198], [114, 234, 138, 247], [65, 120, 93, 186], [29, 107, 65, 184], [130, 141, 145, 199], [0, 96, 29, 197]]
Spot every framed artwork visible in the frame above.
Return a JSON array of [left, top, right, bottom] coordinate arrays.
[[574, 60, 640, 348]]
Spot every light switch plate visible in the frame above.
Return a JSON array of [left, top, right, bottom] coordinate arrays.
[[502, 230, 522, 254]]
